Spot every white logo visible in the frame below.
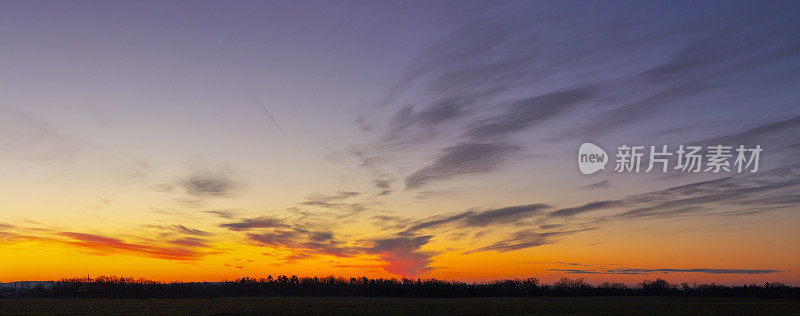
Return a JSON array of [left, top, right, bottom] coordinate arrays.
[[578, 143, 608, 175], [576, 143, 762, 175]]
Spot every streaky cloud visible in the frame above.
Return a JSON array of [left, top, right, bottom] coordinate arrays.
[[466, 87, 595, 139], [464, 204, 549, 226], [549, 268, 780, 275], [465, 228, 596, 254], [405, 142, 520, 189], [220, 217, 289, 231], [549, 201, 619, 218], [400, 204, 550, 236], [144, 224, 210, 237], [59, 232, 205, 261]]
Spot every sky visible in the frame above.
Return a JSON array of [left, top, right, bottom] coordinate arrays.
[[1, 0, 799, 285]]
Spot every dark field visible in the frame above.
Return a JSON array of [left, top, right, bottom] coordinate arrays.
[[1, 297, 798, 315]]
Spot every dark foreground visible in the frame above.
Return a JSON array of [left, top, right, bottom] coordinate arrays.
[[1, 297, 798, 315]]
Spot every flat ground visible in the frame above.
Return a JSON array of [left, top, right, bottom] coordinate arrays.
[[0, 296, 798, 315]]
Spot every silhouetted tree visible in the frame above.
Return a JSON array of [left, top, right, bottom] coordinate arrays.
[[1, 275, 797, 299]]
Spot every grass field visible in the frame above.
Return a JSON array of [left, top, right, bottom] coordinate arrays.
[[0, 297, 798, 315]]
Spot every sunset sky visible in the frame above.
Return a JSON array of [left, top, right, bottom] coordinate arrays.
[[1, 0, 799, 285]]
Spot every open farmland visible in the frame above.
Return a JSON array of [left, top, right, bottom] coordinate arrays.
[[1, 296, 798, 315]]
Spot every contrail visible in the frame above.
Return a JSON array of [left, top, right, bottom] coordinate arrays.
[[242, 79, 287, 136], [162, 0, 287, 136]]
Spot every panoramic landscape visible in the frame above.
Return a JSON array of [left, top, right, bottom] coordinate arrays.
[[1, 0, 799, 314]]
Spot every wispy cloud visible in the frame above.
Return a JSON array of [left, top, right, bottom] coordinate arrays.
[[247, 230, 355, 258], [221, 216, 359, 259], [466, 87, 595, 140], [465, 204, 549, 226], [221, 215, 437, 275], [466, 228, 596, 254], [0, 107, 81, 161], [59, 232, 204, 261], [349, 5, 800, 192], [401, 204, 549, 235], [203, 209, 238, 219], [544, 163, 800, 222], [405, 142, 520, 189], [582, 180, 610, 190], [693, 115, 800, 150], [219, 216, 289, 231], [144, 224, 210, 237], [180, 170, 239, 197], [168, 237, 209, 248], [157, 168, 242, 204], [549, 201, 620, 218], [298, 191, 366, 214], [302, 191, 360, 204], [549, 268, 780, 275], [373, 178, 393, 196]]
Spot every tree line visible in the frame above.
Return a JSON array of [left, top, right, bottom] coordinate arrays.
[[1, 276, 798, 299]]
